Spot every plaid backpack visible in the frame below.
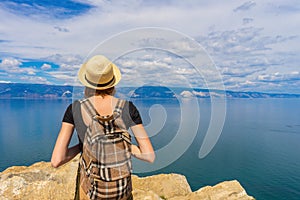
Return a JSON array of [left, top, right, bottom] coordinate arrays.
[[78, 98, 132, 199]]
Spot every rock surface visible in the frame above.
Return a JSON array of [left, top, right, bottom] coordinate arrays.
[[0, 156, 255, 200]]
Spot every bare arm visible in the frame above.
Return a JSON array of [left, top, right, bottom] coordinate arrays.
[[130, 124, 155, 163], [51, 122, 81, 168]]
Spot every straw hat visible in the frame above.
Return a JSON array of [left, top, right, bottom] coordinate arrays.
[[78, 55, 121, 90]]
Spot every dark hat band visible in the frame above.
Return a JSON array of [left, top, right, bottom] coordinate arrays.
[[85, 75, 115, 88]]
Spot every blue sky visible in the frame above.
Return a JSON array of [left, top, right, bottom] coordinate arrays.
[[0, 0, 299, 94]]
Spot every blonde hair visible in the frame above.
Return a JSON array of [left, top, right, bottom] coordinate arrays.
[[84, 87, 115, 98]]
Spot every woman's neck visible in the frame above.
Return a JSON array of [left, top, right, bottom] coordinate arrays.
[[88, 95, 117, 116]]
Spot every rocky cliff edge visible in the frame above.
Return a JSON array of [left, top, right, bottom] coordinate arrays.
[[0, 156, 255, 200]]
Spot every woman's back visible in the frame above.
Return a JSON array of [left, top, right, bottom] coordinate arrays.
[[81, 96, 118, 126], [51, 55, 155, 200]]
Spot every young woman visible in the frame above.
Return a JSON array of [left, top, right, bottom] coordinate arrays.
[[51, 55, 155, 200]]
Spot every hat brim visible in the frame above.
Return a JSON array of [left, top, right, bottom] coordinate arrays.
[[78, 62, 121, 90]]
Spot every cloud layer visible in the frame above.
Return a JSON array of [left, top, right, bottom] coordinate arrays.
[[0, 0, 299, 94]]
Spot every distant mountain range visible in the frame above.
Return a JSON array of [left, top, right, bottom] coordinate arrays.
[[0, 83, 299, 99]]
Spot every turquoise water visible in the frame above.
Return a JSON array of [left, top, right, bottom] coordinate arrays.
[[0, 98, 300, 199]]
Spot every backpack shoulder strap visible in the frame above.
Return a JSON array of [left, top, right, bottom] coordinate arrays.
[[79, 98, 99, 118], [114, 99, 126, 115]]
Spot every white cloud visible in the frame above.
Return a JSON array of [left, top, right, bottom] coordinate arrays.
[[0, 80, 11, 83], [59, 63, 81, 72], [19, 76, 50, 84], [175, 68, 196, 75], [27, 69, 36, 75], [257, 71, 300, 82], [0, 58, 21, 67], [221, 66, 263, 78], [0, 58, 37, 75], [47, 71, 78, 85], [44, 54, 83, 65], [41, 63, 51, 70], [113, 50, 211, 88], [0, 0, 300, 93], [0, 1, 240, 58]]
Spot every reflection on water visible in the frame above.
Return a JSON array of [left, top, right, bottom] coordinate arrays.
[[0, 98, 300, 200]]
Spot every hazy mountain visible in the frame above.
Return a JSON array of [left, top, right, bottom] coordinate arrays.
[[0, 83, 299, 99], [0, 83, 74, 99]]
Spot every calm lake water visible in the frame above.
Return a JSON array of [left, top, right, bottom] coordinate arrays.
[[0, 98, 300, 200]]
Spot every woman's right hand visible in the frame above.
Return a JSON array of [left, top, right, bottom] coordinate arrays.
[[51, 122, 80, 168]]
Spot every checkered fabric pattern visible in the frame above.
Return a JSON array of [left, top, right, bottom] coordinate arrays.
[[79, 98, 132, 199]]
